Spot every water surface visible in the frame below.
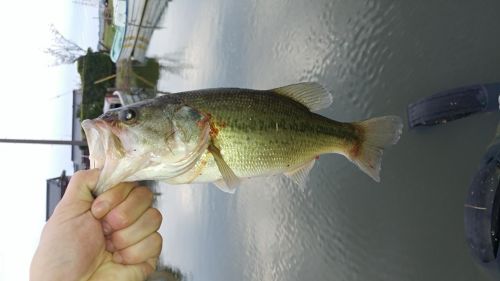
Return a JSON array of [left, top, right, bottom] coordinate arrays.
[[147, 0, 500, 280]]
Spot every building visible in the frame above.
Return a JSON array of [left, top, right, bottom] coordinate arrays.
[[46, 171, 70, 220], [46, 89, 88, 220], [72, 89, 90, 171]]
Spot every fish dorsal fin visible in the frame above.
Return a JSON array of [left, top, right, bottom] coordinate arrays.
[[208, 144, 240, 192], [284, 159, 316, 189], [272, 82, 333, 111]]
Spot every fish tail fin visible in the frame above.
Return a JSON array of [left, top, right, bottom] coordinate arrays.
[[349, 116, 403, 182]]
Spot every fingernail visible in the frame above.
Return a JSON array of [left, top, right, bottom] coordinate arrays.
[[93, 201, 110, 218], [113, 252, 123, 264], [102, 221, 112, 235]]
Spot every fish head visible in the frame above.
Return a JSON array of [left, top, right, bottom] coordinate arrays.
[[82, 98, 210, 194]]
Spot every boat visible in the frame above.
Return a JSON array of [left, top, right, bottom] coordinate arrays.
[[109, 0, 170, 63], [109, 0, 127, 62]]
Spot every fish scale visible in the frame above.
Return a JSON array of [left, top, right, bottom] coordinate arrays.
[[175, 89, 358, 180]]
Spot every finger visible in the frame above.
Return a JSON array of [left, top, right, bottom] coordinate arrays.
[[91, 181, 137, 219], [113, 232, 162, 265], [146, 257, 158, 273], [89, 260, 156, 281], [58, 169, 100, 207], [110, 208, 162, 250], [103, 186, 153, 231], [134, 260, 157, 280], [135, 257, 158, 278], [128, 258, 158, 280]]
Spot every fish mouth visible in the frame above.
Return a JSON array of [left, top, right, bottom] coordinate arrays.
[[82, 119, 120, 170], [81, 115, 213, 194], [81, 119, 137, 194]]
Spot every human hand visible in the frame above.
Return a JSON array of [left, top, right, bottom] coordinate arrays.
[[30, 169, 163, 281]]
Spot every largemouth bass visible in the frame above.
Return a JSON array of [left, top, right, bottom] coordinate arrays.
[[82, 83, 403, 194]]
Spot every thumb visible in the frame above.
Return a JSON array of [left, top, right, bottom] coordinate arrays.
[[58, 169, 101, 207]]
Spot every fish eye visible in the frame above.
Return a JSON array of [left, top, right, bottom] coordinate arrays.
[[120, 109, 137, 123]]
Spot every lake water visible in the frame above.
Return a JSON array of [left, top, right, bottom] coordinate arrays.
[[145, 0, 500, 280]]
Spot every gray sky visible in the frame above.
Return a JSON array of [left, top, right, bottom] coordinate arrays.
[[0, 1, 98, 279]]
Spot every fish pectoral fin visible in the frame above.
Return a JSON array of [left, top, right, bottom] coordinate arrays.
[[272, 82, 333, 112], [213, 179, 236, 194], [208, 144, 240, 192], [284, 159, 316, 189]]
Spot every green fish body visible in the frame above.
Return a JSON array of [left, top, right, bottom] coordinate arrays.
[[82, 83, 403, 194]]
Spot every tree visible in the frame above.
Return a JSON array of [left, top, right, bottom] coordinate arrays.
[[77, 49, 116, 121], [155, 50, 193, 77], [45, 24, 87, 66]]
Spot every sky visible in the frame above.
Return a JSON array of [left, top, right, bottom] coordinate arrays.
[[0, 1, 98, 279]]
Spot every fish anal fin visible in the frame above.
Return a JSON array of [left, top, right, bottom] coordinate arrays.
[[272, 82, 333, 111], [213, 179, 236, 194], [208, 144, 240, 192], [284, 159, 316, 189]]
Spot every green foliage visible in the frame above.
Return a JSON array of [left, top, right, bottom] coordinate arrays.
[[133, 59, 160, 89], [76, 49, 160, 123], [77, 49, 116, 120]]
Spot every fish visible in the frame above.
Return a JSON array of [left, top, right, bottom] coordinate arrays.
[[81, 82, 403, 195]]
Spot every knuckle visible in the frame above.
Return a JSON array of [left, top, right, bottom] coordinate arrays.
[[147, 257, 158, 270], [135, 186, 154, 201], [72, 170, 88, 181], [151, 233, 163, 257], [108, 184, 131, 201], [110, 209, 130, 228], [141, 261, 155, 278], [73, 170, 86, 177], [73, 169, 99, 182], [111, 232, 127, 249], [121, 233, 163, 263], [121, 249, 141, 263], [151, 232, 163, 249], [148, 208, 163, 226], [109, 188, 126, 203], [103, 182, 136, 205]]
